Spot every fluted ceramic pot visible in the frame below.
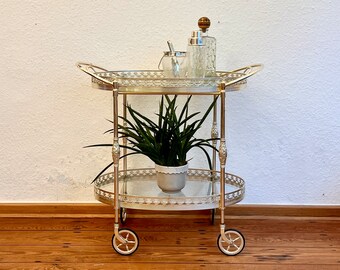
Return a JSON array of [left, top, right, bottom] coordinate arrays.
[[155, 163, 188, 193]]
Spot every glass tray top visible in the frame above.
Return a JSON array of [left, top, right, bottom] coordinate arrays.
[[77, 62, 263, 94], [91, 70, 247, 93]]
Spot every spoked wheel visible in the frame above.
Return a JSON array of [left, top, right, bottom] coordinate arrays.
[[120, 207, 127, 224], [112, 228, 139, 255], [217, 229, 245, 256]]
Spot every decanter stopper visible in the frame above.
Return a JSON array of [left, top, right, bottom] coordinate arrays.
[[198, 17, 211, 33]]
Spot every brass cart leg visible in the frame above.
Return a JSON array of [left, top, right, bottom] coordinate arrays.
[[212, 95, 219, 181], [219, 86, 227, 237], [123, 94, 128, 172], [111, 86, 139, 255], [112, 83, 125, 243], [121, 94, 128, 224], [211, 95, 219, 224], [217, 85, 245, 256]]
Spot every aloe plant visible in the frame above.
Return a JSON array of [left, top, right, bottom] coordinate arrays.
[[86, 95, 218, 182]]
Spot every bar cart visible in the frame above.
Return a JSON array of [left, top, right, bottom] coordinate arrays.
[[77, 63, 262, 256]]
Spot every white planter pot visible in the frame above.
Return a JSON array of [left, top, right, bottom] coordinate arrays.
[[155, 163, 188, 193]]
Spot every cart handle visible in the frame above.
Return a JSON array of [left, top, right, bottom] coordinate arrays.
[[222, 64, 263, 88], [77, 62, 113, 86]]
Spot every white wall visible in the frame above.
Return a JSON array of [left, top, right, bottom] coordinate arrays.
[[0, 0, 339, 204]]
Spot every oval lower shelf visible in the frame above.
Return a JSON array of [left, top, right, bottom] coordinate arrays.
[[94, 168, 245, 211]]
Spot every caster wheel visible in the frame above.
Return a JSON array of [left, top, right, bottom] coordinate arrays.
[[112, 228, 139, 255], [217, 229, 245, 256], [120, 208, 127, 224]]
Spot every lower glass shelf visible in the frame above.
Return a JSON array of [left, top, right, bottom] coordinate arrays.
[[94, 168, 245, 211]]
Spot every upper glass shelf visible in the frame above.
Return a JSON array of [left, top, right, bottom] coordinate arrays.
[[77, 63, 263, 95]]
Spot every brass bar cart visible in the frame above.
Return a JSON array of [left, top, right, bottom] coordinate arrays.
[[77, 63, 262, 255]]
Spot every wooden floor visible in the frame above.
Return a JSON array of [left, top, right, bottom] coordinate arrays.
[[0, 212, 339, 269]]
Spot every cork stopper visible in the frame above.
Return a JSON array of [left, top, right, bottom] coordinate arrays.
[[198, 17, 211, 33]]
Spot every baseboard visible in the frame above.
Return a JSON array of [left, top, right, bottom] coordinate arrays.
[[0, 203, 339, 218]]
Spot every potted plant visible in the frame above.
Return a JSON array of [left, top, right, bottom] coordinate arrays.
[[87, 95, 218, 193]]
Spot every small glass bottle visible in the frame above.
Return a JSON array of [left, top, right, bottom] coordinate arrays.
[[198, 17, 216, 77], [187, 30, 206, 78]]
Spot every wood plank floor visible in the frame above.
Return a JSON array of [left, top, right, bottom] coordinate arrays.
[[0, 213, 339, 269]]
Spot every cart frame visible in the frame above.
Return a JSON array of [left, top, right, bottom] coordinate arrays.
[[77, 63, 262, 255]]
